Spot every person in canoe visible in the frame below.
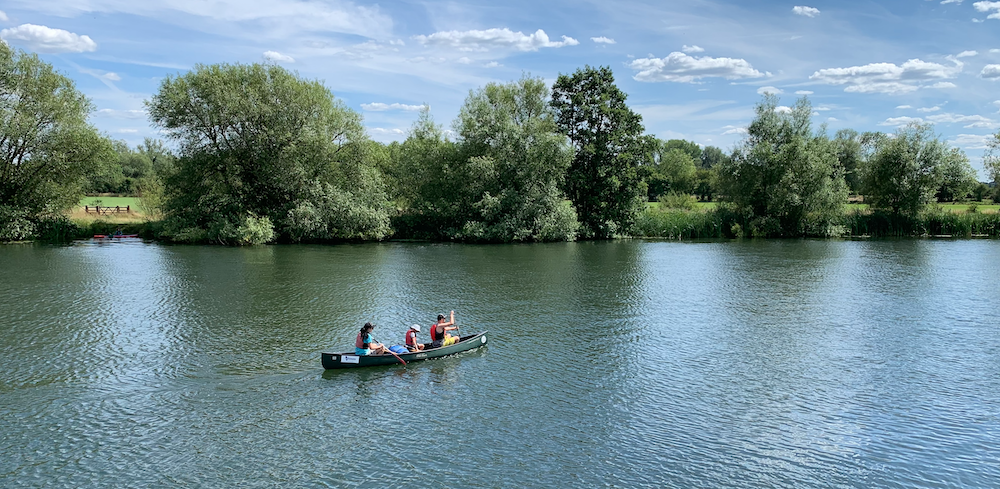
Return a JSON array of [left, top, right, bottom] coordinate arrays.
[[405, 324, 425, 352], [429, 311, 459, 348], [356, 322, 388, 355]]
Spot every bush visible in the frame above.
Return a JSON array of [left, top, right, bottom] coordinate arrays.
[[0, 206, 36, 241], [658, 192, 697, 211]]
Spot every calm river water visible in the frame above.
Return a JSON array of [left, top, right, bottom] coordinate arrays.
[[2, 239, 999, 488]]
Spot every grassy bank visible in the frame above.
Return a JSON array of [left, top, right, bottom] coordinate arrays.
[[635, 205, 1000, 239]]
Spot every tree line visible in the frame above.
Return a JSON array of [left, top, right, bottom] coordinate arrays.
[[2, 42, 998, 243]]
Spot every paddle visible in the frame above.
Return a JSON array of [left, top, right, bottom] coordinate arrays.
[[372, 337, 406, 366]]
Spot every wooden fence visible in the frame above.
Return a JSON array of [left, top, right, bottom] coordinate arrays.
[[84, 205, 131, 214]]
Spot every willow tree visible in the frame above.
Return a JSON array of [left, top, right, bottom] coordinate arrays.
[[716, 95, 846, 237], [147, 63, 390, 244], [0, 43, 114, 240], [448, 76, 578, 242]]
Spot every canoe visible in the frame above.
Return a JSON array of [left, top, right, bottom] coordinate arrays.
[[321, 331, 488, 369], [94, 234, 139, 239]]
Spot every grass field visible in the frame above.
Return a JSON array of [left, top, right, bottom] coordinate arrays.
[[72, 196, 146, 224]]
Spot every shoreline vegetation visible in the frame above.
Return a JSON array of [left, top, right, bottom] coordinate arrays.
[[4, 42, 1000, 245]]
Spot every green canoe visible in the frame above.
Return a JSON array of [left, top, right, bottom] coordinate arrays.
[[321, 331, 489, 369]]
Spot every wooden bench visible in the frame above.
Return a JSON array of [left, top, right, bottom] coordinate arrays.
[[84, 205, 131, 214]]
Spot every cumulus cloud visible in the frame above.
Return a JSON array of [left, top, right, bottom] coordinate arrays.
[[361, 102, 426, 112], [897, 105, 913, 109], [369, 128, 406, 136], [974, 1, 1000, 19], [263, 50, 294, 63], [930, 82, 957, 89], [775, 106, 792, 113], [956, 50, 978, 57], [792, 6, 821, 17], [917, 106, 941, 112], [879, 116, 924, 126], [950, 134, 995, 148], [795, 90, 814, 95], [592, 36, 615, 44], [757, 86, 783, 95], [941, 0, 963, 4], [414, 28, 579, 52], [457, 57, 471, 64], [629, 52, 765, 83], [0, 10, 7, 22], [96, 108, 147, 119], [809, 58, 961, 94], [926, 113, 996, 127], [0, 24, 97, 53], [682, 45, 704, 53], [721, 125, 747, 135], [484, 61, 502, 68], [982, 64, 1000, 78]]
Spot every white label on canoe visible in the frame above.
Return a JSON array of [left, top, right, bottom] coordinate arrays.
[[481, 336, 486, 344], [341, 355, 360, 364]]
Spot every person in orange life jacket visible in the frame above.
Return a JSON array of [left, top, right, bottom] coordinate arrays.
[[429, 310, 459, 348], [405, 324, 425, 351], [355, 322, 387, 355]]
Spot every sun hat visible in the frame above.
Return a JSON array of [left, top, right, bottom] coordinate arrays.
[[411, 324, 421, 332]]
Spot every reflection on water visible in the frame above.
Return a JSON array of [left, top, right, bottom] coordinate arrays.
[[2, 239, 999, 487]]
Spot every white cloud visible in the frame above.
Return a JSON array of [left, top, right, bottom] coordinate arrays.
[[457, 57, 471, 64], [96, 108, 147, 119], [917, 106, 941, 112], [629, 52, 765, 83], [982, 64, 1000, 78], [591, 36, 615, 44], [102, 72, 121, 81], [930, 82, 957, 89], [116, 128, 139, 134], [973, 18, 985, 22], [950, 134, 994, 148], [360, 102, 425, 112], [414, 28, 579, 52], [369, 128, 406, 135], [721, 125, 747, 135], [897, 105, 913, 109], [483, 61, 502, 68], [795, 90, 813, 95], [263, 50, 294, 63], [757, 86, 783, 95], [792, 6, 821, 17], [809, 59, 961, 94], [0, 10, 7, 22], [926, 113, 995, 125], [974, 1, 1000, 19], [879, 116, 924, 126], [682, 45, 704, 53], [992, 49, 1000, 53], [941, 0, 963, 4], [0, 24, 97, 53], [775, 106, 792, 113], [956, 50, 978, 58], [827, 117, 839, 122]]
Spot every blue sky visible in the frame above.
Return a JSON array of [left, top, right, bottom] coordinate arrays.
[[2, 0, 999, 177]]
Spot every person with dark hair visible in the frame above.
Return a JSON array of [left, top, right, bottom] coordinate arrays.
[[355, 322, 387, 355], [429, 310, 459, 349]]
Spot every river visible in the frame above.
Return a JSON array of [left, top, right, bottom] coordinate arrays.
[[2, 239, 999, 488]]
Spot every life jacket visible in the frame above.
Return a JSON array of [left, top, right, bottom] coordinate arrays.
[[405, 330, 417, 347], [356, 331, 370, 349], [430, 323, 444, 342]]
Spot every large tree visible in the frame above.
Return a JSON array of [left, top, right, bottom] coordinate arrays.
[[147, 62, 390, 244], [716, 95, 846, 236], [861, 123, 947, 217], [447, 76, 578, 242], [0, 43, 114, 239], [551, 66, 647, 238]]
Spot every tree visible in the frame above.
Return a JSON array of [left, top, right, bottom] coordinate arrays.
[[0, 43, 114, 239], [833, 129, 864, 194], [446, 76, 578, 242], [861, 123, 946, 217], [147, 62, 390, 244], [551, 66, 647, 238], [985, 131, 1000, 188], [935, 148, 977, 202], [716, 95, 846, 236], [700, 146, 729, 169]]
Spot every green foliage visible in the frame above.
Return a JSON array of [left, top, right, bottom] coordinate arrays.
[[985, 131, 1000, 185], [641, 139, 698, 200], [658, 191, 697, 211], [552, 65, 647, 238], [147, 62, 390, 244], [694, 168, 716, 201], [861, 123, 946, 217], [0, 43, 116, 221], [935, 148, 977, 202], [700, 146, 729, 169], [0, 205, 35, 241], [715, 95, 847, 237], [448, 76, 578, 242]]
